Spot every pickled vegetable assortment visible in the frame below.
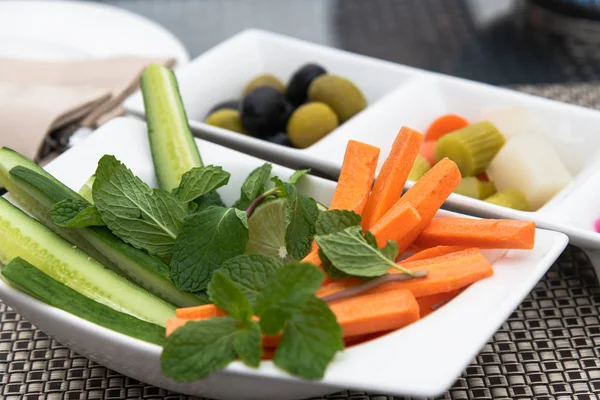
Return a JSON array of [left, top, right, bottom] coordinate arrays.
[[411, 109, 574, 211], [204, 63, 366, 148]]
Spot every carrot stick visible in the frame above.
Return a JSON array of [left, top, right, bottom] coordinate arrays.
[[417, 289, 462, 318], [414, 218, 536, 250], [361, 127, 424, 230], [329, 140, 380, 213], [399, 245, 468, 263], [166, 318, 190, 337], [425, 114, 469, 141], [370, 203, 421, 247], [420, 141, 437, 166], [176, 303, 226, 319], [316, 248, 492, 299], [371, 158, 461, 253]]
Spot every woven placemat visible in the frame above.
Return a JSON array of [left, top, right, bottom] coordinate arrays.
[[2, 83, 600, 400]]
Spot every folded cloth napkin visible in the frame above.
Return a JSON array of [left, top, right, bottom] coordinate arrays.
[[0, 56, 175, 161]]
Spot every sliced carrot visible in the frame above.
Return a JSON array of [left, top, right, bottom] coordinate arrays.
[[329, 140, 380, 213], [361, 127, 424, 230], [417, 289, 462, 318], [420, 140, 437, 166], [176, 303, 226, 319], [317, 248, 492, 299], [400, 245, 468, 263], [166, 318, 190, 337], [370, 203, 421, 247], [372, 158, 461, 253], [414, 218, 536, 250], [425, 114, 469, 141]]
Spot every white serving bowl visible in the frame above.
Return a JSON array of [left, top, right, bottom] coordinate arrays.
[[124, 29, 600, 273], [0, 118, 568, 399]]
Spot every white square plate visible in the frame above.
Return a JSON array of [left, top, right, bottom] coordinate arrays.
[[0, 118, 568, 399], [124, 29, 600, 267]]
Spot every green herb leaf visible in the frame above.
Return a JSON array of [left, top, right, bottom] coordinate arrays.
[[49, 199, 105, 228], [315, 210, 362, 236], [233, 163, 272, 210], [284, 184, 319, 260], [233, 321, 262, 368], [380, 240, 399, 262], [254, 263, 324, 335], [270, 176, 288, 197], [208, 271, 252, 321], [218, 254, 283, 308], [234, 208, 248, 229], [316, 226, 399, 277], [363, 230, 378, 249], [195, 190, 225, 210], [170, 206, 249, 291], [173, 166, 230, 203], [288, 169, 311, 185], [318, 248, 351, 280], [93, 155, 187, 257], [274, 297, 343, 379], [161, 317, 239, 381]]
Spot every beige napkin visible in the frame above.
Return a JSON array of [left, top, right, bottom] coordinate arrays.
[[0, 56, 175, 161]]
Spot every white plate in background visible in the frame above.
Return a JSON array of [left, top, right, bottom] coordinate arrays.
[[0, 117, 569, 399], [0, 0, 189, 63], [124, 29, 600, 272]]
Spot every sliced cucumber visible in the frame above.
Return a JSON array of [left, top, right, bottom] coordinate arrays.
[[0, 197, 175, 326], [141, 64, 203, 191], [0, 148, 207, 307], [2, 257, 165, 345], [78, 175, 95, 204]]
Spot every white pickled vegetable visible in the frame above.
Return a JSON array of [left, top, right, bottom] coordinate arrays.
[[480, 107, 542, 139], [486, 135, 573, 210]]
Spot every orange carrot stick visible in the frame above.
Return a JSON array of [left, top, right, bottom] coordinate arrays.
[[417, 288, 462, 318], [176, 303, 226, 319], [369, 203, 421, 247], [399, 245, 468, 263], [372, 158, 461, 253], [361, 127, 424, 230], [316, 248, 492, 299], [414, 218, 536, 250], [329, 140, 380, 213], [420, 141, 437, 166], [425, 114, 469, 141], [166, 318, 190, 337]]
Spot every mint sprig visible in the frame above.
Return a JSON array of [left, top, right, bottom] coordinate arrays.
[[49, 199, 105, 228], [92, 155, 187, 257], [173, 166, 230, 203], [233, 163, 272, 210], [162, 255, 343, 381]]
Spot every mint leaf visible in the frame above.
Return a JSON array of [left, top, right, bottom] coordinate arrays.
[[49, 199, 105, 228], [195, 190, 225, 210], [93, 155, 186, 257], [233, 163, 272, 210], [363, 230, 378, 248], [380, 240, 399, 261], [316, 226, 399, 277], [161, 317, 239, 381], [284, 184, 319, 260], [219, 254, 282, 307], [234, 208, 248, 229], [315, 210, 361, 236], [318, 248, 351, 280], [274, 297, 343, 379], [270, 176, 288, 197], [234, 321, 262, 368], [288, 169, 310, 185], [174, 166, 230, 203], [170, 206, 248, 291], [208, 271, 252, 321], [254, 263, 324, 335]]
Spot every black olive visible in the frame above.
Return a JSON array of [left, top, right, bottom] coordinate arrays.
[[241, 87, 291, 138], [206, 99, 240, 118], [265, 132, 293, 147], [285, 63, 327, 106]]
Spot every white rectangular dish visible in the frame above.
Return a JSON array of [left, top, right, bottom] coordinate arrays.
[[124, 29, 600, 272], [0, 117, 569, 399]]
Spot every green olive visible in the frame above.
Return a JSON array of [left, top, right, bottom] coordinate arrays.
[[286, 102, 338, 148], [308, 74, 366, 122], [205, 109, 247, 134], [243, 74, 285, 96]]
